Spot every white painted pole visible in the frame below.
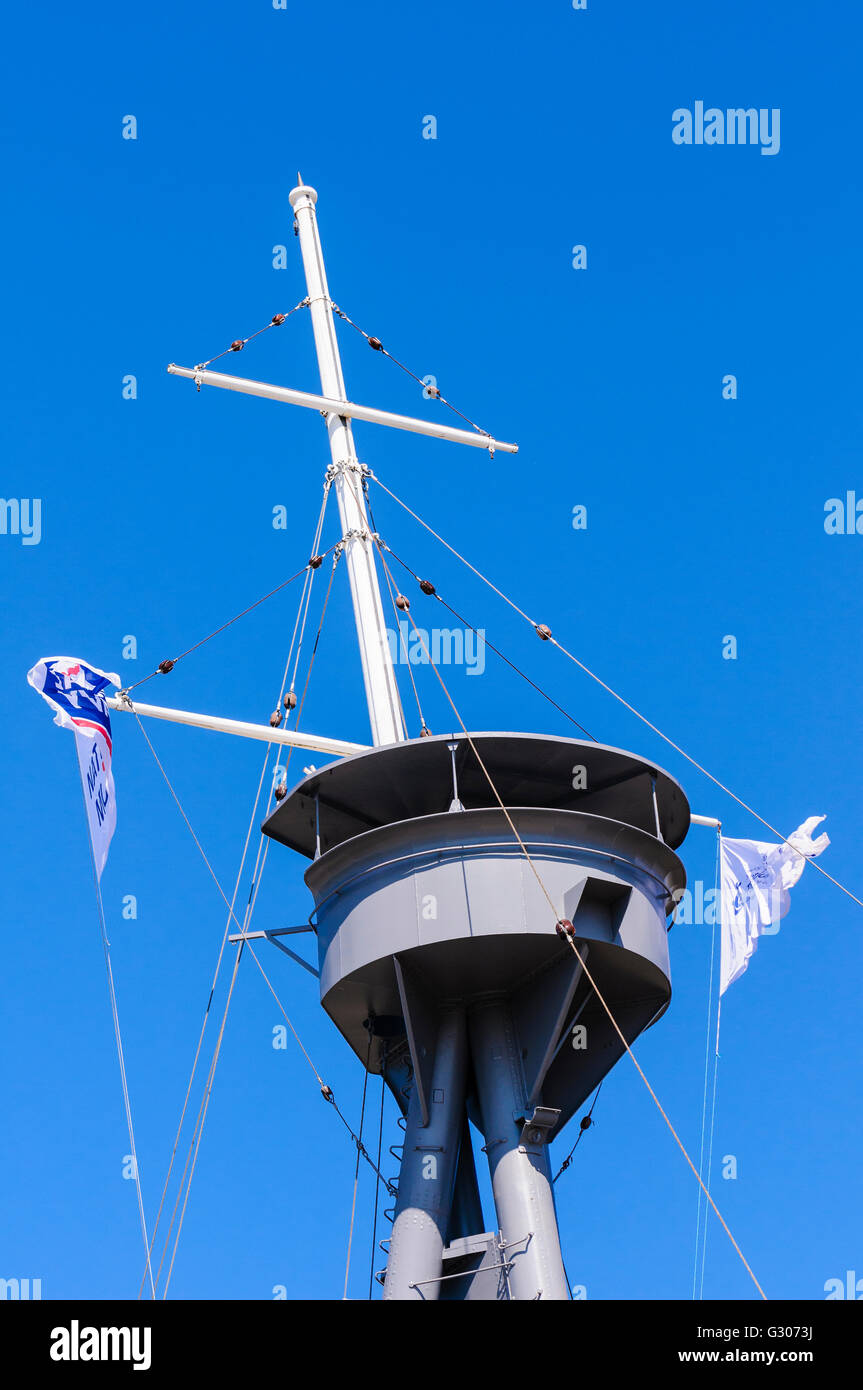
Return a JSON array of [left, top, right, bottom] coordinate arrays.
[[288, 178, 405, 748], [166, 365, 518, 455], [690, 814, 722, 829], [107, 697, 368, 759]]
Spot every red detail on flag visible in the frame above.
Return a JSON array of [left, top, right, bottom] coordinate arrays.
[[72, 718, 113, 756]]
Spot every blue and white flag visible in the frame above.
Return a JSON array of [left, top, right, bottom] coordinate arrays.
[[719, 817, 830, 994], [27, 656, 121, 879]]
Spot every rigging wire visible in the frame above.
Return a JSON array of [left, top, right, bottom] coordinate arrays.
[[331, 301, 492, 438], [157, 545, 344, 1274], [692, 827, 721, 1299], [221, 495, 335, 958], [377, 537, 597, 740], [77, 758, 156, 1300], [247, 947, 396, 1199], [137, 490, 334, 1295], [133, 717, 396, 1291], [339, 463, 409, 742], [119, 555, 332, 698], [369, 470, 863, 914], [374, 544, 767, 1300], [140, 720, 397, 1208], [130, 528, 390, 1289], [131, 711, 253, 1296], [137, 741, 272, 1300], [368, 1046, 387, 1300], [699, 963, 724, 1300], [193, 297, 310, 370], [161, 939, 245, 1298], [343, 1029, 373, 1299], [558, 923, 766, 1297], [134, 709, 398, 1204], [367, 515, 427, 734], [375, 544, 574, 923], [553, 1083, 603, 1183], [221, 488, 335, 941]]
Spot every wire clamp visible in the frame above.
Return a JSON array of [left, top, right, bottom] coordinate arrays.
[[518, 1106, 561, 1150]]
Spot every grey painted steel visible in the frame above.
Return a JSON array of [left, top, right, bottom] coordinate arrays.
[[261, 732, 691, 1298], [439, 1233, 507, 1301], [383, 1009, 468, 1301], [393, 956, 435, 1127], [470, 1000, 570, 1301], [448, 1116, 486, 1245], [262, 730, 691, 857]]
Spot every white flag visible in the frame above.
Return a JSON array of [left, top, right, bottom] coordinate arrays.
[[719, 817, 830, 994], [27, 656, 121, 879]]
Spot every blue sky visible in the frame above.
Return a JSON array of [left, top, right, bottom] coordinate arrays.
[[3, 0, 861, 1300]]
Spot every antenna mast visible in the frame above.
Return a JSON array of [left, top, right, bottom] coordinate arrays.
[[288, 176, 404, 747]]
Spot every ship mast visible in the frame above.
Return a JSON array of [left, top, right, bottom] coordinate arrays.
[[288, 176, 404, 747], [162, 178, 689, 1301]]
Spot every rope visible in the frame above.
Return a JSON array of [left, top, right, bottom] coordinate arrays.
[[134, 508, 330, 1296], [369, 470, 863, 913], [283, 476, 332, 708], [375, 546, 563, 923], [77, 752, 156, 1300], [131, 554, 393, 1291], [559, 928, 765, 1298], [213, 483, 335, 976], [193, 297, 310, 370], [343, 1030, 373, 1299], [377, 539, 428, 733], [136, 742, 271, 1299], [161, 940, 245, 1297], [247, 947, 395, 1198], [692, 828, 721, 1299], [275, 547, 343, 795], [131, 713, 252, 1294], [340, 465, 408, 742], [368, 1050, 387, 1300], [698, 986, 724, 1300], [374, 547, 767, 1299]]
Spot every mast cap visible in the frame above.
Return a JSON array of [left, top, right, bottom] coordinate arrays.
[[289, 178, 318, 208]]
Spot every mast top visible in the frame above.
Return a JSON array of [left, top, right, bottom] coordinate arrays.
[[289, 176, 317, 207]]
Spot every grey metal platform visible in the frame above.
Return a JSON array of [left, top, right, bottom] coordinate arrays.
[[262, 731, 690, 1300]]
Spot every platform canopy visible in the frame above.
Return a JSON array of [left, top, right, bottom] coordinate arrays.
[[262, 731, 690, 859]]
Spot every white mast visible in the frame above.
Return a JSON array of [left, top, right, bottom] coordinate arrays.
[[289, 176, 405, 748]]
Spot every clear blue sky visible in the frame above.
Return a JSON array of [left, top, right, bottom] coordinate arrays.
[[3, 0, 861, 1300]]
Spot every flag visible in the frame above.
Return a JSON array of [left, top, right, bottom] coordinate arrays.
[[27, 656, 121, 879], [719, 817, 830, 994]]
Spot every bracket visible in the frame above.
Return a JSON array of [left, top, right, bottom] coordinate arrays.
[[228, 926, 319, 978], [518, 1106, 561, 1149]]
